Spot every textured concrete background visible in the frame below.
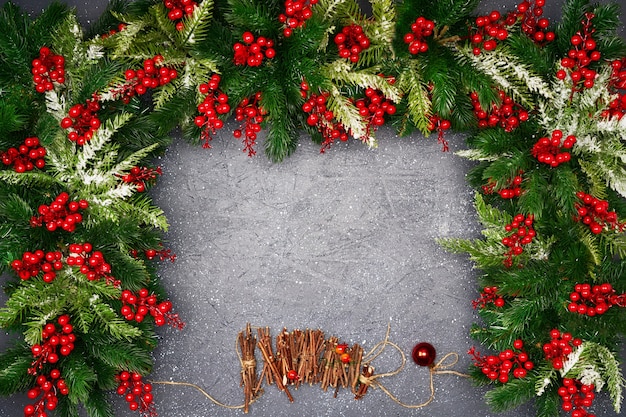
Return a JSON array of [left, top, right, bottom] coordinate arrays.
[[0, 1, 624, 416]]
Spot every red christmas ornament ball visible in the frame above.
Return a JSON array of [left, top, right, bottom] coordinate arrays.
[[412, 342, 436, 367]]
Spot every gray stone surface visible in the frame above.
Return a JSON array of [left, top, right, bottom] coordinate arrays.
[[1, 1, 624, 417]]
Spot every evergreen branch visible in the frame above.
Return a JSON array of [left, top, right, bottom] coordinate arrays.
[[177, 0, 214, 46], [562, 342, 625, 413], [438, 237, 507, 269], [76, 112, 134, 175], [326, 84, 367, 140], [0, 345, 33, 395], [433, 0, 481, 27], [370, 0, 396, 46], [322, 59, 401, 101], [455, 148, 498, 161], [579, 229, 602, 266], [318, 0, 347, 21], [91, 302, 143, 342], [110, 143, 160, 177], [0, 170, 62, 188], [578, 160, 609, 199], [88, 340, 153, 375], [104, 12, 149, 59], [484, 375, 537, 412], [453, 45, 553, 108], [474, 193, 513, 230], [80, 389, 113, 417], [62, 354, 99, 404], [555, 0, 590, 55], [106, 198, 169, 231], [396, 60, 431, 134]]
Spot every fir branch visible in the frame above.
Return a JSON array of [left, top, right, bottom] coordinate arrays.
[[453, 45, 553, 108], [562, 342, 625, 413], [90, 301, 143, 342], [0, 345, 33, 395], [107, 197, 169, 231], [370, 0, 396, 46], [396, 60, 431, 134], [318, 0, 348, 21], [88, 340, 153, 376], [322, 59, 401, 101], [62, 354, 99, 404], [517, 172, 550, 220], [455, 148, 498, 162], [326, 83, 367, 140], [75, 112, 134, 175], [484, 375, 537, 412], [438, 237, 507, 269], [555, 0, 590, 55], [177, 0, 214, 46], [110, 143, 160, 178], [578, 229, 602, 266], [0, 171, 62, 188], [80, 389, 114, 417], [474, 193, 513, 230], [432, 0, 480, 27]]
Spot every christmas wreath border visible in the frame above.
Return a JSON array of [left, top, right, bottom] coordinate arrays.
[[1, 0, 626, 416]]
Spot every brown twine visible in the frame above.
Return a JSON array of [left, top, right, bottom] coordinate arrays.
[[148, 380, 247, 410], [146, 334, 258, 411], [357, 339, 470, 409]]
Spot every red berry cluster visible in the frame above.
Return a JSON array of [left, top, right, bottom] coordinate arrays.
[[427, 114, 451, 152], [403, 17, 435, 55], [144, 246, 177, 262], [116, 371, 157, 416], [164, 0, 198, 31], [130, 246, 176, 262], [531, 129, 576, 167], [101, 22, 127, 39], [482, 172, 524, 199], [121, 289, 184, 328], [194, 74, 230, 148], [1, 137, 46, 173], [60, 98, 101, 145], [574, 191, 625, 234], [470, 11, 511, 55], [120, 166, 163, 192], [24, 370, 69, 417], [355, 87, 396, 138], [300, 82, 348, 153], [279, 0, 318, 37], [67, 243, 118, 286], [558, 378, 597, 417], [233, 32, 276, 67], [472, 286, 505, 309], [469, 339, 534, 383], [516, 0, 554, 44], [568, 282, 626, 316], [30, 192, 88, 232], [31, 46, 65, 93], [502, 213, 535, 267], [556, 13, 601, 90], [11, 250, 63, 283], [334, 24, 370, 63], [543, 329, 583, 370], [116, 56, 178, 104], [29, 315, 76, 375], [233, 92, 266, 156], [602, 58, 626, 120], [470, 90, 529, 131]]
